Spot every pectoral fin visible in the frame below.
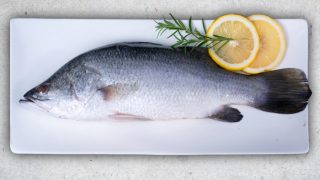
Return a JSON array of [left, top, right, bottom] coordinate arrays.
[[98, 83, 138, 101], [209, 106, 243, 122]]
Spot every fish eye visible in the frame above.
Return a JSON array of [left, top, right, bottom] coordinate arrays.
[[36, 84, 49, 94]]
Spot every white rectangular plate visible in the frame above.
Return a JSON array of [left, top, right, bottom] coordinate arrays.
[[10, 19, 309, 154]]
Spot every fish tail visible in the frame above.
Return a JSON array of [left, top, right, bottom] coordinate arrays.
[[253, 68, 311, 114]]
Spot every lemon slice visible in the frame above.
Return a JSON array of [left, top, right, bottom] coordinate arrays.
[[206, 14, 260, 70], [243, 15, 286, 74]]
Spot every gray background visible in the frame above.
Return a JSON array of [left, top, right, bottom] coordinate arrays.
[[1, 0, 319, 179]]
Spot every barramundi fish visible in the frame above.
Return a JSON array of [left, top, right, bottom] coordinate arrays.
[[20, 42, 311, 122]]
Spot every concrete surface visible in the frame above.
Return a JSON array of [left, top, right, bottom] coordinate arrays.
[[0, 0, 319, 179]]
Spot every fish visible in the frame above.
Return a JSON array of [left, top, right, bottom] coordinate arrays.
[[20, 42, 312, 122]]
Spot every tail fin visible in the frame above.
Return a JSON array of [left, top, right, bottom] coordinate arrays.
[[253, 68, 311, 114]]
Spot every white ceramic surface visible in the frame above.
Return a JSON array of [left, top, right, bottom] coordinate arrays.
[[10, 19, 308, 154]]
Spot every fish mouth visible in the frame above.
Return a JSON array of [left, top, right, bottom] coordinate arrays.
[[19, 95, 52, 113], [19, 89, 50, 104], [19, 97, 35, 103]]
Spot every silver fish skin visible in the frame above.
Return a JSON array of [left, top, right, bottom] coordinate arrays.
[[21, 42, 311, 122]]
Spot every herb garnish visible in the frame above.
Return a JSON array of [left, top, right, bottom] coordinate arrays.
[[155, 13, 233, 53]]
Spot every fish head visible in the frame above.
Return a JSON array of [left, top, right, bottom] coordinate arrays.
[[20, 80, 85, 118]]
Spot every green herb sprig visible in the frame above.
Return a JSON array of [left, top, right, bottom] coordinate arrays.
[[155, 14, 233, 53]]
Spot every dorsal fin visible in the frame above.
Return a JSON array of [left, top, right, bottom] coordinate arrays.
[[119, 42, 169, 48]]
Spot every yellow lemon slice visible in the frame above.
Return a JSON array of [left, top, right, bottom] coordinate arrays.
[[243, 15, 286, 74], [206, 14, 260, 71]]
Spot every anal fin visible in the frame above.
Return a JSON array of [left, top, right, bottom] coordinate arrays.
[[209, 106, 243, 122]]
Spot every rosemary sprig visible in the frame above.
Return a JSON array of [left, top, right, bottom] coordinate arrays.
[[155, 13, 233, 53]]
